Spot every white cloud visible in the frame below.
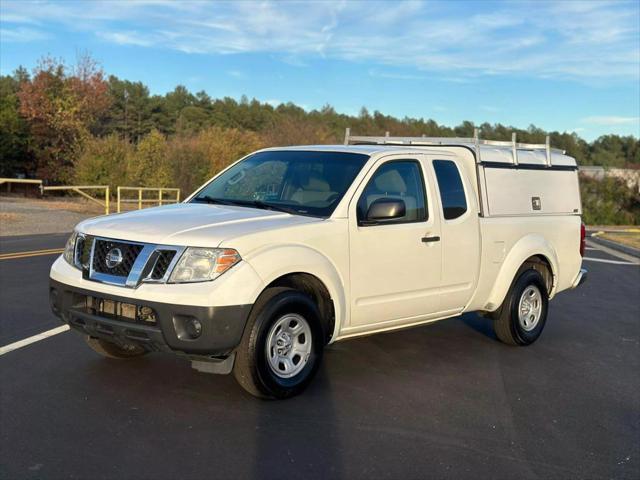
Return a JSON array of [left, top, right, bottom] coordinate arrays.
[[226, 70, 246, 79], [0, 26, 49, 42], [1, 13, 40, 24], [368, 69, 427, 81], [97, 30, 154, 47], [1, 0, 638, 81], [581, 116, 640, 126]]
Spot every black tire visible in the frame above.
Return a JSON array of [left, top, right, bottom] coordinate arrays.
[[492, 269, 549, 346], [84, 336, 148, 359], [233, 287, 324, 399]]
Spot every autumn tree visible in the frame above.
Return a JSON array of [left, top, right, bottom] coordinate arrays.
[[168, 126, 264, 194], [129, 129, 172, 187], [74, 134, 133, 187], [262, 114, 336, 146], [17, 54, 110, 182]]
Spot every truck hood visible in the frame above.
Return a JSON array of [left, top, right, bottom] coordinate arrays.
[[77, 203, 321, 247]]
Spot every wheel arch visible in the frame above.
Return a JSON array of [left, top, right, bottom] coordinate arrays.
[[264, 272, 335, 343], [484, 234, 559, 312], [245, 244, 346, 343]]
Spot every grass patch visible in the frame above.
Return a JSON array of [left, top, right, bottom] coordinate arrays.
[[600, 232, 640, 250]]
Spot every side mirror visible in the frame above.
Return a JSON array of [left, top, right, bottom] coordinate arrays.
[[363, 198, 406, 225]]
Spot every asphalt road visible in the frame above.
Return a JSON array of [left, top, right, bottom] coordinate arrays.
[[0, 234, 638, 480]]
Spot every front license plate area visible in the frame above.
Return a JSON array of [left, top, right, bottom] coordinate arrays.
[[82, 296, 156, 324]]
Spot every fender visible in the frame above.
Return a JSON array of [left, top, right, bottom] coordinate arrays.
[[484, 233, 559, 311], [243, 244, 347, 342]]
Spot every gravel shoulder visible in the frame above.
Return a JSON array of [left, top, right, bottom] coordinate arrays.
[[0, 196, 103, 237]]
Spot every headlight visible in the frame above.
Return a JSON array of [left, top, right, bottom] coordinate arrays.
[[63, 231, 78, 267], [169, 248, 241, 283]]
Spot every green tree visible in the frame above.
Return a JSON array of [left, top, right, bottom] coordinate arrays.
[[0, 69, 33, 176], [580, 175, 640, 225], [588, 135, 639, 167], [101, 76, 153, 141]]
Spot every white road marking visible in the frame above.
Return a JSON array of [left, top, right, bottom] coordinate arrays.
[[583, 257, 638, 266], [586, 240, 640, 265], [0, 325, 70, 356]]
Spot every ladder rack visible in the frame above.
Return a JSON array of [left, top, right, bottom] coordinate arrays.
[[343, 128, 564, 167]]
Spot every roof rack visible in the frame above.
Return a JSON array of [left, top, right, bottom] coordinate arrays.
[[343, 128, 564, 167]]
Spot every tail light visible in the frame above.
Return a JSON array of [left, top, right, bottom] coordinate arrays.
[[580, 222, 586, 257]]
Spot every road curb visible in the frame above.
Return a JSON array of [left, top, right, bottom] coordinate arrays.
[[588, 235, 640, 259]]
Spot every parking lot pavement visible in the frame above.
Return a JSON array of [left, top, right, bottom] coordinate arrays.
[[0, 234, 638, 480], [0, 232, 67, 256]]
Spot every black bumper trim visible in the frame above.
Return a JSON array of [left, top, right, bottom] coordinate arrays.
[[50, 279, 252, 356]]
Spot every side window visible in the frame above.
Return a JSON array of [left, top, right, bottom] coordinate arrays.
[[357, 160, 427, 225], [433, 160, 467, 220]]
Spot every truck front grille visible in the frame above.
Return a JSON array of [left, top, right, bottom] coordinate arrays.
[[149, 250, 177, 280], [92, 239, 144, 276], [76, 235, 184, 288], [76, 235, 94, 269]]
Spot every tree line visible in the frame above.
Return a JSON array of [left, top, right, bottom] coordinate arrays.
[[0, 55, 638, 224]]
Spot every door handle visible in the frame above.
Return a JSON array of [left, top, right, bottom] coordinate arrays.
[[421, 236, 440, 243]]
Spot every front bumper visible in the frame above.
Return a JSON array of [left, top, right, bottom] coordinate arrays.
[[50, 279, 252, 356], [571, 268, 588, 289]]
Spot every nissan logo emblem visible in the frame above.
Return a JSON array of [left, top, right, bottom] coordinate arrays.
[[105, 248, 124, 269]]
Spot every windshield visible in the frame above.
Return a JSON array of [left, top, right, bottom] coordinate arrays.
[[191, 150, 369, 217]]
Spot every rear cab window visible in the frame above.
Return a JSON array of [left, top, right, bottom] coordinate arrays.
[[433, 160, 467, 220]]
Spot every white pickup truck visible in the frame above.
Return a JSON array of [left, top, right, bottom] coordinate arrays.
[[50, 131, 587, 399]]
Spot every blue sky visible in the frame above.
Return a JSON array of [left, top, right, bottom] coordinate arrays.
[[1, 0, 639, 141]]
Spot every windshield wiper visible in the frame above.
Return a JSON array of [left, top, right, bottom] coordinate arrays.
[[192, 196, 299, 215], [246, 200, 300, 215], [192, 196, 237, 206]]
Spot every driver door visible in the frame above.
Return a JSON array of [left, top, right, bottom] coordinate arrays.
[[348, 155, 442, 329]]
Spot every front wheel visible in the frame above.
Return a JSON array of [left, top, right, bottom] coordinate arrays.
[[233, 288, 324, 399], [492, 269, 549, 346]]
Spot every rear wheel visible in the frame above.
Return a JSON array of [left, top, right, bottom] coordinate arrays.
[[492, 269, 549, 346], [233, 287, 324, 399], [84, 336, 148, 359]]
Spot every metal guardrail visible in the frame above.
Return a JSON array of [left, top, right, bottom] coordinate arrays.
[[116, 187, 181, 213], [2, 179, 182, 215], [0, 178, 43, 190], [0, 178, 43, 185], [2, 179, 110, 214], [42, 185, 110, 215]]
